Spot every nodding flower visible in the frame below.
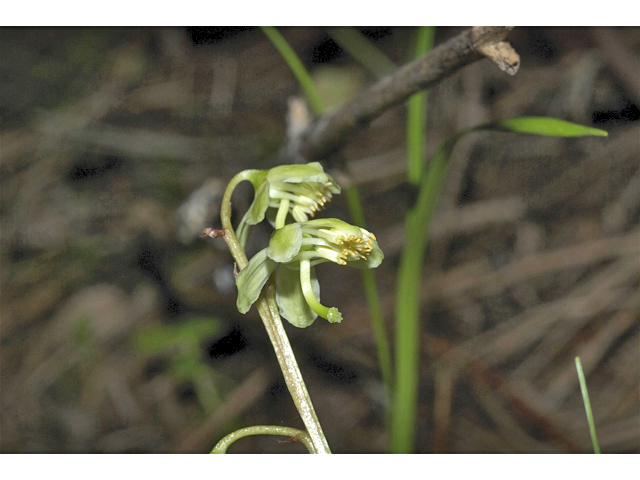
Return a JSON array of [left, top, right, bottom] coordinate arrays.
[[235, 219, 383, 328], [236, 162, 340, 246]]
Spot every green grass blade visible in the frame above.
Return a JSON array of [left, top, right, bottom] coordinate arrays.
[[260, 27, 325, 115], [484, 117, 608, 137], [389, 26, 436, 453], [575, 356, 601, 453], [407, 27, 435, 185], [326, 27, 397, 79], [390, 134, 460, 453]]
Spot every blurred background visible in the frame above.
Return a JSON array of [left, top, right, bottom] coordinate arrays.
[[1, 27, 638, 453]]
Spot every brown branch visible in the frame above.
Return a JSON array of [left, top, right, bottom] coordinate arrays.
[[291, 26, 519, 163]]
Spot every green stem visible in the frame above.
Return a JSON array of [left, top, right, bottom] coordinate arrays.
[[261, 280, 331, 452], [345, 186, 393, 404], [220, 170, 260, 269], [407, 27, 436, 185], [221, 173, 331, 454], [326, 27, 396, 79], [390, 135, 457, 453], [261, 27, 325, 115], [389, 26, 438, 454], [575, 356, 601, 454], [211, 425, 316, 454]]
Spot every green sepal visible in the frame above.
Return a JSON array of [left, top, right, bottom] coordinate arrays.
[[275, 265, 320, 328], [235, 249, 277, 314], [267, 223, 302, 263]]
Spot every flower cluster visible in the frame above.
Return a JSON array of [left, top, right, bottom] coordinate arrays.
[[235, 162, 341, 247], [233, 163, 383, 328]]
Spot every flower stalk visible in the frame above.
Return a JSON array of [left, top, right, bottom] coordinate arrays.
[[216, 169, 332, 454]]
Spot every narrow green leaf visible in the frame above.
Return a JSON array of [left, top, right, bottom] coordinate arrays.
[[260, 27, 325, 115], [406, 26, 436, 185], [486, 117, 608, 137], [326, 27, 397, 79], [575, 356, 601, 454], [390, 133, 459, 454]]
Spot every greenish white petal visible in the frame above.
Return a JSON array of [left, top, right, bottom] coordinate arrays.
[[243, 179, 270, 226], [267, 162, 330, 184], [236, 178, 270, 248], [296, 218, 384, 269]]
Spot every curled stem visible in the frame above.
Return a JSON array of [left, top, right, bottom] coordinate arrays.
[[218, 172, 331, 454], [211, 425, 316, 454]]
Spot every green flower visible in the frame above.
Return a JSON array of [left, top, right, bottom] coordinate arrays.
[[236, 162, 340, 245], [235, 219, 384, 328]]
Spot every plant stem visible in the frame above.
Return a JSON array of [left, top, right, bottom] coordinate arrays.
[[211, 425, 316, 454], [220, 172, 331, 454], [344, 186, 393, 403], [261, 281, 331, 453], [326, 27, 396, 79]]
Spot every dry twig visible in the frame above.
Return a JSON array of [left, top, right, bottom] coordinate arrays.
[[285, 27, 518, 163]]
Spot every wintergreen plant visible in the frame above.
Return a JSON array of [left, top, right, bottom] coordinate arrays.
[[204, 161, 383, 453]]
